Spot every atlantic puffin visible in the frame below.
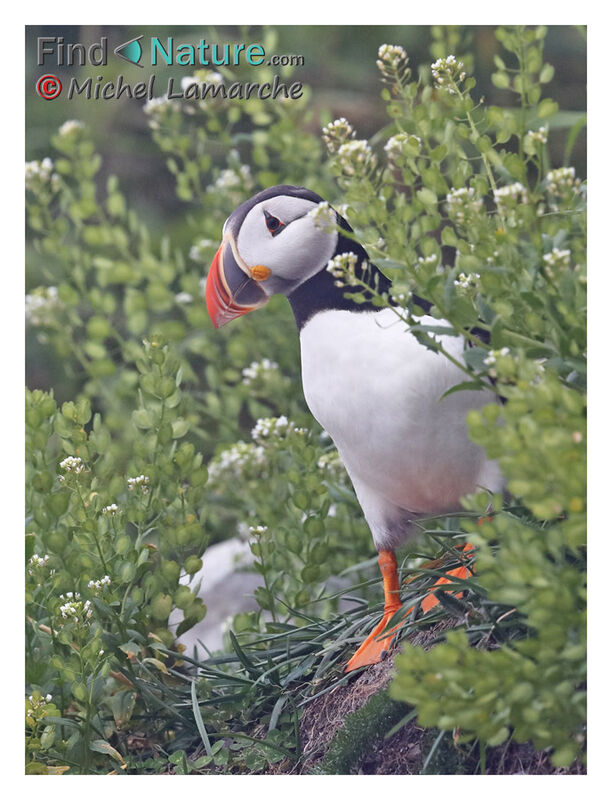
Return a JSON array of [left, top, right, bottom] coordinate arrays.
[[205, 185, 503, 671]]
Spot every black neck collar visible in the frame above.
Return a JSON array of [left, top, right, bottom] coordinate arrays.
[[287, 219, 392, 330], [287, 214, 433, 330]]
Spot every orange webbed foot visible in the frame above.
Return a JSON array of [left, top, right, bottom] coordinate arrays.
[[345, 543, 477, 673], [345, 550, 403, 672], [418, 542, 475, 614]]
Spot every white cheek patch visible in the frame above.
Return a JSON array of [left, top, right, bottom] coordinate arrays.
[[236, 198, 338, 290]]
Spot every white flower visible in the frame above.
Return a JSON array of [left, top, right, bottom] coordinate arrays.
[[211, 164, 253, 192], [143, 95, 180, 127], [322, 117, 355, 154], [384, 132, 421, 165], [58, 119, 84, 137], [102, 503, 119, 515], [446, 186, 484, 225], [241, 358, 279, 386], [525, 126, 548, 146], [431, 55, 466, 94], [175, 291, 193, 304], [326, 251, 360, 286], [128, 474, 150, 493], [483, 347, 512, 376], [454, 272, 480, 291], [250, 415, 306, 443], [542, 247, 571, 278], [248, 524, 269, 535], [88, 575, 111, 593], [417, 254, 439, 270], [25, 158, 56, 191], [377, 44, 408, 72], [546, 166, 579, 193], [58, 592, 93, 625], [317, 450, 348, 481], [494, 182, 528, 212], [308, 201, 337, 233], [208, 441, 267, 481], [545, 167, 583, 211], [28, 553, 50, 569], [181, 76, 199, 92], [25, 286, 64, 327], [59, 455, 84, 474], [336, 139, 376, 176], [27, 553, 54, 583]]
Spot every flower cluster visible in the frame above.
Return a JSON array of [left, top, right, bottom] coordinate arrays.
[[376, 44, 410, 84], [483, 347, 518, 379], [546, 166, 580, 194], [431, 55, 466, 94], [28, 553, 50, 572], [384, 132, 421, 166], [58, 455, 85, 482], [143, 95, 180, 128], [308, 201, 337, 233], [543, 247, 571, 278], [87, 575, 111, 593], [251, 415, 306, 444], [446, 186, 484, 225], [241, 358, 280, 386], [25, 286, 64, 328], [211, 164, 253, 191], [417, 253, 439, 270], [494, 182, 528, 213], [175, 291, 194, 304], [322, 117, 355, 154], [27, 553, 54, 586], [102, 503, 119, 515], [180, 72, 223, 112], [128, 474, 150, 493], [58, 119, 85, 137], [454, 271, 481, 292], [545, 166, 583, 211], [25, 157, 58, 192], [208, 441, 266, 481], [317, 450, 348, 481], [326, 251, 360, 287], [249, 524, 269, 536], [26, 692, 56, 725], [58, 592, 93, 625], [335, 139, 377, 177], [524, 126, 548, 152], [390, 290, 412, 307]]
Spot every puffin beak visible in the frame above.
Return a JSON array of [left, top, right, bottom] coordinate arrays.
[[206, 234, 270, 328]]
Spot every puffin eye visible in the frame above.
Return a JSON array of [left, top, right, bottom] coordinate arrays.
[[264, 209, 284, 236]]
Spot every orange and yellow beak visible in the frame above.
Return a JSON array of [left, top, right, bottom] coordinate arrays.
[[206, 234, 270, 328]]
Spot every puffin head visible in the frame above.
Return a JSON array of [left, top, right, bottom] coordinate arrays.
[[206, 185, 340, 328]]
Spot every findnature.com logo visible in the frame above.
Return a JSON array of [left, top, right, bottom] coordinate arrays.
[[34, 33, 305, 102]]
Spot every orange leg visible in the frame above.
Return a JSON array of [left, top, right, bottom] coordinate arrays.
[[345, 550, 403, 672], [419, 543, 475, 613]]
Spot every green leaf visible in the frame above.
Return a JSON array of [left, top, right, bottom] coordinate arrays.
[[538, 98, 559, 119], [89, 739, 125, 764], [438, 380, 488, 401]]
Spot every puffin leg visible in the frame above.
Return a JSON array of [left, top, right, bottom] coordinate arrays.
[[345, 549, 403, 672], [419, 543, 475, 614]]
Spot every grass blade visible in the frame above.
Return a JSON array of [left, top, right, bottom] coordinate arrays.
[[190, 679, 213, 757]]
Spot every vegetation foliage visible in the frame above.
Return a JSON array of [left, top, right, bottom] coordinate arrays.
[[26, 25, 585, 774]]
